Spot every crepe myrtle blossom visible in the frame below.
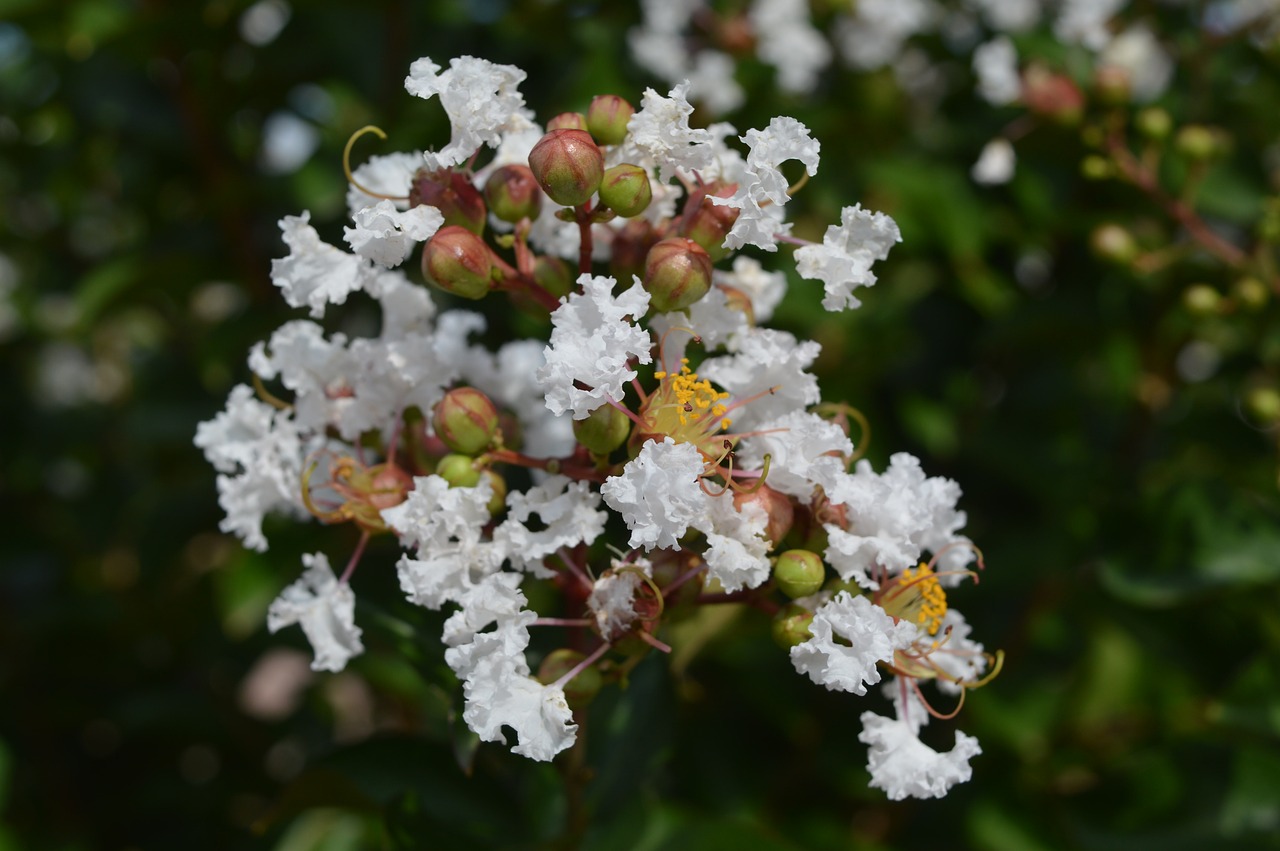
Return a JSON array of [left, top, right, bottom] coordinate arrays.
[[195, 54, 1000, 795]]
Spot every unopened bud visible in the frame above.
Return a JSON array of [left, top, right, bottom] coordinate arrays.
[[547, 112, 588, 132], [643, 237, 713, 313], [433, 387, 500, 455], [422, 226, 494, 300], [534, 255, 574, 301], [1136, 107, 1172, 140], [1176, 125, 1219, 160], [1022, 65, 1084, 125], [587, 94, 635, 146], [537, 648, 603, 707], [598, 164, 652, 218], [733, 483, 792, 546], [1093, 65, 1131, 106], [1246, 387, 1280, 423], [1183, 283, 1221, 315], [1233, 276, 1268, 310], [1091, 223, 1138, 264], [771, 603, 814, 648], [573, 403, 632, 454], [773, 550, 826, 599], [367, 463, 414, 511], [528, 129, 604, 208], [409, 167, 487, 234], [483, 470, 507, 516], [484, 164, 542, 223], [679, 185, 739, 262], [1081, 155, 1113, 180], [436, 453, 481, 489]]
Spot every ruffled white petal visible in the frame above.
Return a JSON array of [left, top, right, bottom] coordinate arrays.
[[267, 553, 364, 673], [601, 437, 708, 551], [790, 592, 913, 695], [858, 710, 981, 800], [794, 204, 902, 312]]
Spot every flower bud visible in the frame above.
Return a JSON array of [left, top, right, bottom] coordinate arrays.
[[484, 164, 542, 223], [1090, 223, 1138, 264], [537, 648, 603, 708], [1183, 283, 1221, 315], [547, 112, 588, 132], [643, 237, 713, 313], [1022, 65, 1084, 125], [484, 470, 508, 516], [367, 463, 414, 511], [771, 603, 814, 648], [421, 225, 494, 300], [528, 129, 604, 208], [433, 387, 500, 455], [733, 483, 792, 547], [1233, 276, 1268, 311], [1092, 65, 1131, 106], [573, 402, 632, 454], [534, 255, 574, 301], [1080, 155, 1113, 180], [409, 167, 487, 234], [587, 95, 635, 146], [597, 164, 652, 218], [1246, 387, 1280, 424], [1176, 124, 1221, 160], [678, 185, 739, 262], [436, 453, 481, 488], [773, 550, 826, 599], [1136, 107, 1172, 140]]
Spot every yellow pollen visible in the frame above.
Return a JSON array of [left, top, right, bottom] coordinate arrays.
[[901, 562, 948, 636]]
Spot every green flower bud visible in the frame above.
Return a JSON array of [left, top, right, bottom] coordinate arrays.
[[534, 255, 574, 301], [436, 453, 481, 488], [573, 403, 632, 454], [771, 603, 814, 649], [1092, 65, 1131, 106], [409, 167, 487, 234], [1183, 283, 1221, 315], [528, 129, 604, 208], [537, 648, 603, 708], [421, 225, 494, 300], [1176, 125, 1218, 160], [773, 550, 826, 599], [1090, 223, 1138, 264], [1081, 155, 1113, 180], [1246, 387, 1280, 423], [598, 163, 652, 218], [587, 95, 635, 146], [484, 164, 543, 223], [483, 470, 507, 516], [547, 112, 588, 132], [678, 185, 739, 262], [643, 237, 713, 313], [1232, 276, 1269, 311], [433, 387, 500, 455], [1136, 107, 1172, 140], [733, 484, 793, 548]]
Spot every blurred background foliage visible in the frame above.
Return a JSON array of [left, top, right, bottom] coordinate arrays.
[[2, 0, 1280, 848]]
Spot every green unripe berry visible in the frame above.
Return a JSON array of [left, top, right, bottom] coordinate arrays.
[[1183, 284, 1221, 315], [433, 387, 500, 455], [771, 603, 814, 649], [773, 550, 826, 599], [1232, 276, 1268, 310], [483, 470, 507, 516], [598, 163, 652, 218], [436, 453, 481, 488], [534, 255, 574, 301], [1081, 155, 1113, 180], [1176, 125, 1218, 160], [1136, 107, 1172, 140], [587, 95, 635, 146], [528, 129, 604, 208], [573, 403, 632, 454], [1246, 387, 1280, 423]]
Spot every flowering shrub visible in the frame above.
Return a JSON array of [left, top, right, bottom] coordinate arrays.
[[196, 54, 1001, 800]]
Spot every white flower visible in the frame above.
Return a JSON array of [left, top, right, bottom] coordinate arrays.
[[699, 327, 821, 429], [715, 116, 821, 252], [537, 274, 652, 420], [343, 199, 443, 267], [790, 592, 913, 695], [601, 438, 708, 551], [834, 0, 937, 70], [459, 642, 578, 761], [749, 0, 831, 94], [1097, 25, 1174, 102], [405, 56, 531, 171], [794, 204, 902, 312], [859, 709, 982, 800], [971, 138, 1016, 186], [973, 37, 1021, 106], [696, 492, 772, 591], [736, 410, 853, 501], [713, 255, 786, 323], [267, 552, 364, 673], [271, 212, 373, 318], [1054, 0, 1127, 51], [587, 567, 646, 641], [495, 476, 607, 577], [345, 150, 422, 217], [194, 384, 308, 552], [648, 286, 748, 367], [626, 83, 717, 183]]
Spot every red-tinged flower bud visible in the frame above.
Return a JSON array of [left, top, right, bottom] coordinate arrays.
[[421, 225, 493, 300], [609, 219, 658, 282], [528, 129, 604, 208], [733, 483, 792, 547], [484, 164, 542, 223], [1090, 223, 1138, 264], [643, 237, 712, 313], [436, 453, 481, 489], [598, 163, 652, 218], [547, 111, 588, 132], [483, 470, 507, 516], [537, 648, 603, 707], [586, 94, 635, 145], [534, 255, 574, 301], [771, 603, 814, 648], [409, 167, 487, 234], [1022, 65, 1084, 125], [678, 184, 739, 262], [573, 403, 632, 454], [716, 283, 756, 325], [773, 550, 826, 599], [1093, 65, 1131, 106], [433, 387, 500, 455], [366, 463, 414, 511]]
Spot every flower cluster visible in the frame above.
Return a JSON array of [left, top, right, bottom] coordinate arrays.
[[196, 54, 1000, 799]]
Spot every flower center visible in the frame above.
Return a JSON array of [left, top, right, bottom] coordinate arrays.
[[878, 562, 948, 637], [638, 359, 732, 459]]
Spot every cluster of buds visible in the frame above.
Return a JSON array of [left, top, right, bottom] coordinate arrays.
[[196, 54, 999, 800]]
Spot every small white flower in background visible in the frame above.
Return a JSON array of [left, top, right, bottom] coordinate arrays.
[[1097, 25, 1175, 102], [972, 137, 1016, 185], [267, 552, 364, 672], [627, 83, 717, 183], [973, 37, 1021, 106]]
